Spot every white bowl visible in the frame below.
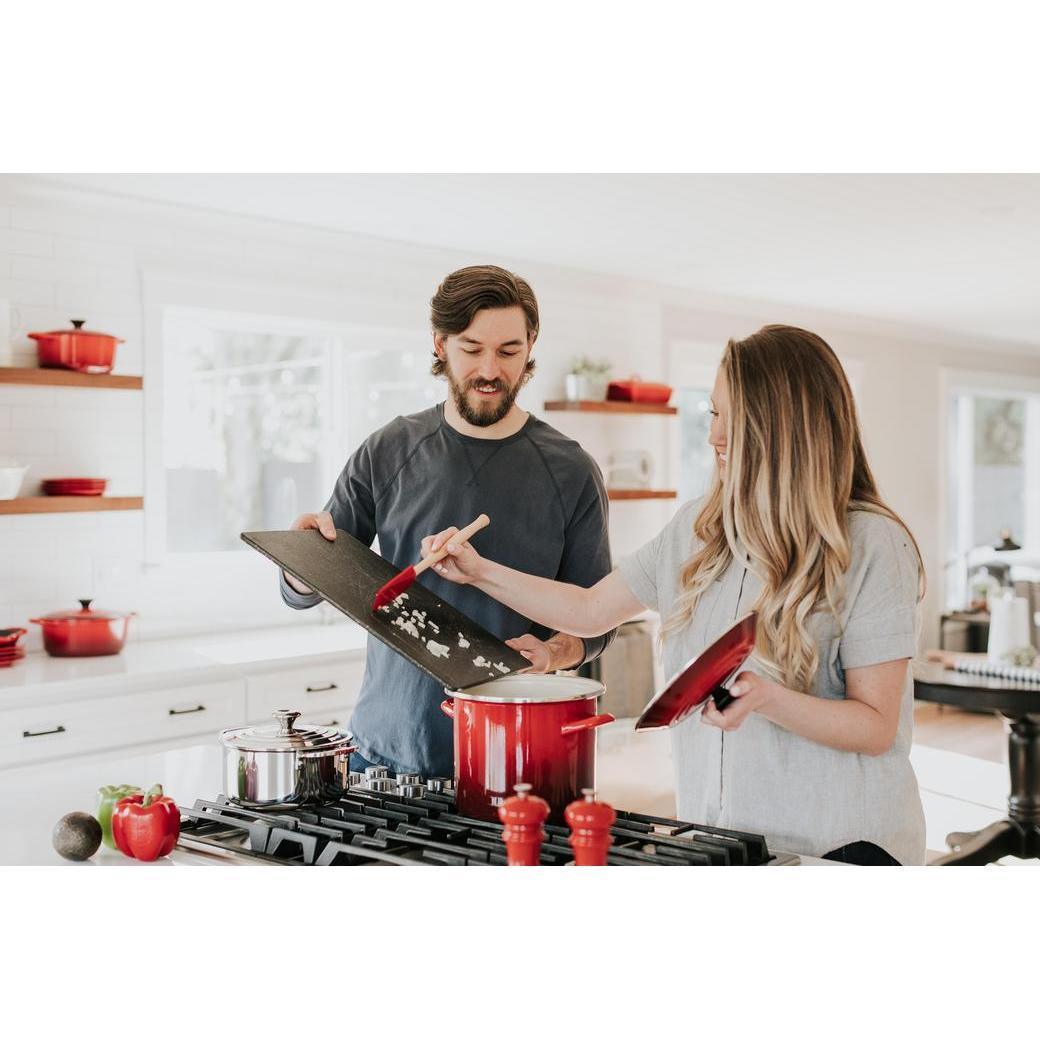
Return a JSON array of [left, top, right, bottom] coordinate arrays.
[[0, 465, 28, 500]]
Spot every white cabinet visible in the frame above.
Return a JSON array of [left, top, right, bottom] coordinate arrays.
[[0, 678, 246, 768], [246, 659, 365, 729]]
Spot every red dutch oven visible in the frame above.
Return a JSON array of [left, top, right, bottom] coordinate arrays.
[[30, 599, 134, 657], [29, 320, 123, 374], [440, 674, 615, 823]]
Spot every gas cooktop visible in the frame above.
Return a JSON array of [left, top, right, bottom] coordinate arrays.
[[177, 772, 799, 866]]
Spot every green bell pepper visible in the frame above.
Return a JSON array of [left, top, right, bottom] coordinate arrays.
[[96, 784, 143, 849]]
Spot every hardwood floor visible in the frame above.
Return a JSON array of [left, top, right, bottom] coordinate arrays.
[[913, 702, 1005, 764]]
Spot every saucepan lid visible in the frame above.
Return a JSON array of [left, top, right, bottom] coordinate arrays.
[[635, 613, 758, 730], [219, 709, 357, 755]]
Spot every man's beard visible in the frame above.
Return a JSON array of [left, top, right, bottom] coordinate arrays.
[[445, 364, 528, 428]]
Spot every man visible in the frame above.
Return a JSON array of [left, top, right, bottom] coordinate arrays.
[[281, 264, 614, 778]]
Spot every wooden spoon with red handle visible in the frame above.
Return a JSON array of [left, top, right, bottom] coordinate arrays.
[[371, 513, 490, 612]]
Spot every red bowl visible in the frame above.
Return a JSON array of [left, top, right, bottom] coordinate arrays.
[[0, 627, 27, 648]]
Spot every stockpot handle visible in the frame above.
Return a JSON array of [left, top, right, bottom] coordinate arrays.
[[439, 699, 455, 719], [560, 713, 615, 736]]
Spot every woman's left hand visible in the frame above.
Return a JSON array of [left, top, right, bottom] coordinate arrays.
[[701, 670, 778, 731]]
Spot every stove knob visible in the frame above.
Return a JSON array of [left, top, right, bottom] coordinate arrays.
[[347, 771, 365, 788], [425, 777, 446, 793], [397, 773, 421, 786], [397, 783, 425, 798], [364, 765, 390, 780], [366, 777, 396, 792]]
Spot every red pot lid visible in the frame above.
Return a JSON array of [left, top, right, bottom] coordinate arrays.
[[29, 319, 122, 341], [634, 613, 758, 731], [37, 599, 128, 622]]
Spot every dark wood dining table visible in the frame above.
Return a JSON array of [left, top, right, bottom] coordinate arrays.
[[913, 659, 1040, 865]]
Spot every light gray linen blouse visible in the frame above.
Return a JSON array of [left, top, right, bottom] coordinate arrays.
[[618, 499, 926, 865]]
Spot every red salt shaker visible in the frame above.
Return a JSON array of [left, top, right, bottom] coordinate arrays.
[[565, 788, 615, 866], [498, 783, 549, 866]]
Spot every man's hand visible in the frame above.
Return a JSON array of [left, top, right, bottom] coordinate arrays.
[[283, 511, 336, 594], [506, 632, 584, 673]]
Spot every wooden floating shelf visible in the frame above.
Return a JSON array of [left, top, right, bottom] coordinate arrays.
[[0, 367, 143, 390], [0, 497, 144, 515], [544, 399, 677, 415], [607, 489, 678, 501]]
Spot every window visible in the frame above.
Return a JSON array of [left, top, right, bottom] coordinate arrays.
[[154, 305, 438, 560], [945, 374, 1040, 607]]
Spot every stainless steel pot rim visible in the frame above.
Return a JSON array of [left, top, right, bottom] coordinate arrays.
[[445, 674, 605, 704]]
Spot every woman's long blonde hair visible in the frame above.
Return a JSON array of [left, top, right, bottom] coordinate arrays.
[[661, 325, 924, 692]]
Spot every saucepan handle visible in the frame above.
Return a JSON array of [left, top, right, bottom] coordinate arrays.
[[560, 712, 615, 736], [440, 699, 455, 719], [711, 685, 735, 711]]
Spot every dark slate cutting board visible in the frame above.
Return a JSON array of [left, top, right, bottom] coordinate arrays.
[[241, 528, 531, 689]]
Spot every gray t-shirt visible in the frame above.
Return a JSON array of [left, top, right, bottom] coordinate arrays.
[[619, 499, 926, 864], [281, 404, 615, 777]]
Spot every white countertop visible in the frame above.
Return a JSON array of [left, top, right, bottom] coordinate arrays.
[[0, 621, 369, 710]]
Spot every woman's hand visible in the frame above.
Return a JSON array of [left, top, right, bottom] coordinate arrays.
[[700, 670, 778, 732], [420, 527, 488, 586]]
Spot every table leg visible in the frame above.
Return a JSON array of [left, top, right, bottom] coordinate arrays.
[[931, 713, 1040, 864]]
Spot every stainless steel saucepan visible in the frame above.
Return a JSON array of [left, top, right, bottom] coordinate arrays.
[[219, 709, 357, 809]]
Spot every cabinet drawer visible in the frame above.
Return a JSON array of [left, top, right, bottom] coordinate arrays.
[[0, 679, 246, 768], [246, 659, 365, 727]]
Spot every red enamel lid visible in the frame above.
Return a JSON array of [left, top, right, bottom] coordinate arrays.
[[634, 613, 758, 731], [36, 599, 129, 623]]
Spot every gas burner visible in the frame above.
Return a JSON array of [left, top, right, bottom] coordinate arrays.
[[176, 779, 798, 865]]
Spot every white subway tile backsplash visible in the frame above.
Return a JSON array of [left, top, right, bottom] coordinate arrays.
[[55, 284, 141, 316], [10, 253, 96, 288], [0, 206, 11, 228], [0, 226, 54, 258], [0, 385, 56, 407], [0, 405, 10, 429], [0, 277, 55, 307], [52, 235, 136, 265], [0, 428, 55, 455]]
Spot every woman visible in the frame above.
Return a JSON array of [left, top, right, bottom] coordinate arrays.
[[424, 325, 927, 865]]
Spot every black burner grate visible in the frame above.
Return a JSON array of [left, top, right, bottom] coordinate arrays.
[[177, 785, 784, 866]]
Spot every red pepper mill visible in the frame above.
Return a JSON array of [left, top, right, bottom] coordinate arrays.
[[498, 783, 550, 866], [565, 788, 616, 866]]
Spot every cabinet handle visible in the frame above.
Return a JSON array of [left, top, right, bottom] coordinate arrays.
[[169, 705, 206, 716], [305, 683, 338, 693], [23, 725, 67, 739]]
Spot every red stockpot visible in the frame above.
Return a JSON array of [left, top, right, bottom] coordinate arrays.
[[440, 674, 615, 823], [30, 320, 123, 374], [30, 599, 133, 657]]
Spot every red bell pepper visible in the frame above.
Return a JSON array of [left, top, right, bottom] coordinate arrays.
[[111, 783, 180, 861]]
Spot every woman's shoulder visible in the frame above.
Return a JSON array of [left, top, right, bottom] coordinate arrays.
[[846, 507, 920, 584]]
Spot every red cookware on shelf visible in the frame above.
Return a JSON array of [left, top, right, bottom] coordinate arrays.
[[29, 320, 123, 374], [440, 674, 614, 823], [498, 784, 550, 866], [30, 600, 134, 657], [41, 478, 108, 497], [0, 628, 27, 669], [606, 378, 673, 405]]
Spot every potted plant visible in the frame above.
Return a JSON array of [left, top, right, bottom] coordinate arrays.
[[565, 356, 612, 402]]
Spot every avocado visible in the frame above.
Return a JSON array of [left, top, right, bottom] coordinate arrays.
[[53, 811, 102, 861]]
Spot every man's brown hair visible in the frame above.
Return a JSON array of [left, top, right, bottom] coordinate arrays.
[[429, 264, 539, 377]]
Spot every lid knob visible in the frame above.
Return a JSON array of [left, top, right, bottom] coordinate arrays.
[[273, 709, 301, 736], [565, 788, 616, 866], [78, 599, 93, 612], [71, 320, 86, 330], [498, 783, 549, 866]]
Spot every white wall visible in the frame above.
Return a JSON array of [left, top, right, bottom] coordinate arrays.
[[1, 175, 1039, 652]]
